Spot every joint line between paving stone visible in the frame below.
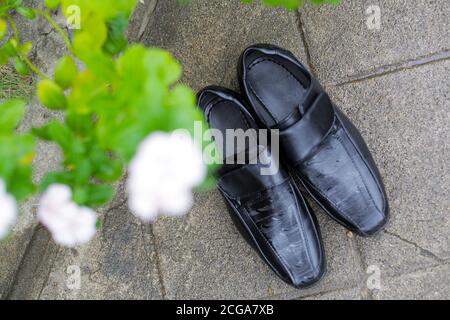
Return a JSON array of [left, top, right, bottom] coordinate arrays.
[[37, 243, 61, 300], [4, 225, 40, 299], [295, 10, 318, 77], [349, 236, 374, 300], [4, 224, 54, 299], [297, 286, 358, 300], [384, 230, 446, 264], [148, 224, 168, 299], [333, 50, 450, 87]]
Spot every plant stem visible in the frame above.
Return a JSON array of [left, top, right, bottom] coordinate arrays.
[[6, 15, 48, 79], [5, 15, 19, 39], [34, 9, 72, 50], [19, 54, 48, 79]]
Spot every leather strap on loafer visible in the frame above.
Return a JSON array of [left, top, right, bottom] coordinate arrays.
[[218, 147, 288, 200], [279, 93, 336, 164]]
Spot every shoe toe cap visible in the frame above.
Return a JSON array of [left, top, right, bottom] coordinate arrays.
[[355, 204, 389, 236]]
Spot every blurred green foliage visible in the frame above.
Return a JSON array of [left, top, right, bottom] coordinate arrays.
[[0, 0, 205, 207]]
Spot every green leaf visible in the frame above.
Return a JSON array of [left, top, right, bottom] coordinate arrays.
[[18, 41, 33, 55], [145, 48, 182, 86], [0, 99, 26, 133], [3, 39, 18, 57], [39, 171, 74, 191], [73, 184, 114, 206], [37, 79, 67, 110], [54, 56, 78, 89], [103, 13, 129, 55], [0, 133, 36, 201], [7, 165, 36, 201], [0, 18, 7, 40], [16, 6, 36, 20], [14, 57, 29, 75], [0, 49, 9, 65], [44, 0, 61, 10], [86, 184, 115, 206], [90, 147, 124, 182], [32, 120, 73, 151]]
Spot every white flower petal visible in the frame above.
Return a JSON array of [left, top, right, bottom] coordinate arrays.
[[0, 179, 18, 239], [38, 184, 97, 247], [160, 190, 194, 217], [129, 193, 158, 222]]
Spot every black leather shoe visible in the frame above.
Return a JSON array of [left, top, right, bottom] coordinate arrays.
[[239, 44, 389, 236], [197, 86, 326, 288]]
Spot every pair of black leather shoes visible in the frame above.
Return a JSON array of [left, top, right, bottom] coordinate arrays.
[[197, 44, 389, 289]]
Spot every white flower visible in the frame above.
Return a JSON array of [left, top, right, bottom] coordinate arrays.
[[38, 184, 97, 247], [127, 131, 206, 222], [0, 179, 18, 240]]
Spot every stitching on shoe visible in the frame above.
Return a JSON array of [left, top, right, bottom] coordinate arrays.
[[222, 193, 291, 284], [248, 84, 279, 123], [240, 204, 296, 283], [294, 132, 361, 229], [335, 111, 387, 214], [288, 181, 314, 274], [205, 97, 224, 124], [206, 97, 252, 131], [248, 58, 303, 87], [335, 129, 381, 215]]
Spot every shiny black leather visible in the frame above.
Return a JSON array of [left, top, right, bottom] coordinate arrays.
[[239, 44, 389, 236], [197, 86, 326, 288]]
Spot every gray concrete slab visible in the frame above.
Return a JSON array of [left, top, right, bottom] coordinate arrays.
[[140, 0, 308, 91], [299, 0, 450, 84], [373, 264, 450, 300], [325, 59, 450, 279]]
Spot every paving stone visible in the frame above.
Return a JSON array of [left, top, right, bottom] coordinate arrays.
[[140, 0, 308, 91], [324, 60, 450, 278], [372, 264, 450, 300], [299, 0, 450, 84]]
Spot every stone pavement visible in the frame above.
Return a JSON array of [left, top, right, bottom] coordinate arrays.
[[1, 0, 449, 300]]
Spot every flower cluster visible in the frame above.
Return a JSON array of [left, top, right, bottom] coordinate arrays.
[[38, 184, 97, 247], [127, 131, 206, 222]]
